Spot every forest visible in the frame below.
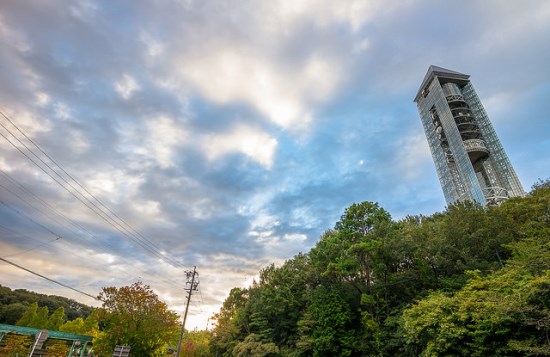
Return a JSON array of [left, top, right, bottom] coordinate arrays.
[[0, 285, 93, 325], [1, 181, 548, 356], [210, 181, 550, 356]]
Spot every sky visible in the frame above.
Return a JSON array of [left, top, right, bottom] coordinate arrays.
[[0, 0, 549, 331]]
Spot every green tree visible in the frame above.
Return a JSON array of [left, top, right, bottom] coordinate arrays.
[[403, 236, 550, 356], [59, 312, 100, 337], [59, 317, 86, 334], [232, 334, 279, 357], [210, 287, 249, 356], [29, 305, 49, 329], [209, 185, 550, 356], [311, 202, 394, 293], [253, 253, 313, 347], [47, 306, 65, 330], [93, 281, 179, 357], [16, 301, 38, 327], [303, 286, 358, 356], [179, 330, 212, 357], [0, 284, 93, 322], [0, 302, 28, 324]]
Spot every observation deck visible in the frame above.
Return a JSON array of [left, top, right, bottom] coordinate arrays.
[[463, 138, 489, 163]]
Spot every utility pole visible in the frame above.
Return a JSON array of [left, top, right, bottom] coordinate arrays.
[[176, 266, 199, 357]]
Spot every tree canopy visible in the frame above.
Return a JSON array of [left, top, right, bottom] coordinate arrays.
[[210, 184, 550, 356], [0, 285, 93, 325], [93, 281, 180, 356]]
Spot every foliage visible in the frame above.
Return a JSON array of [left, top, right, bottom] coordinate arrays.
[[45, 339, 70, 357], [16, 303, 53, 329], [210, 185, 550, 356], [209, 287, 249, 356], [47, 307, 66, 330], [232, 334, 280, 357], [0, 284, 93, 324], [0, 302, 27, 325], [403, 239, 550, 356], [16, 301, 38, 327], [305, 286, 358, 356], [29, 305, 49, 329], [93, 281, 179, 357], [178, 330, 212, 357], [59, 311, 99, 336], [0, 333, 32, 356]]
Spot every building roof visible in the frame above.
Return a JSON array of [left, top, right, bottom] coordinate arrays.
[[414, 65, 470, 101]]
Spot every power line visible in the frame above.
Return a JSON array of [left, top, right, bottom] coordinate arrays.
[[0, 110, 202, 316], [0, 220, 183, 296], [0, 172, 138, 259], [0, 110, 189, 269], [0, 198, 62, 239], [0, 113, 173, 263], [0, 235, 61, 259], [0, 192, 186, 294], [0, 256, 98, 301]]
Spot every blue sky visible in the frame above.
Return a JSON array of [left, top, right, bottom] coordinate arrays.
[[1, 0, 549, 329]]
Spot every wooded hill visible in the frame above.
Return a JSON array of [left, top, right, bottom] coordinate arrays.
[[210, 181, 550, 356], [0, 285, 93, 325]]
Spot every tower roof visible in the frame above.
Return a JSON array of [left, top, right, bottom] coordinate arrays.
[[414, 65, 470, 101]]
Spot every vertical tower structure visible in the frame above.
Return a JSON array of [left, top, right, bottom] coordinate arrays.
[[414, 65, 524, 206]]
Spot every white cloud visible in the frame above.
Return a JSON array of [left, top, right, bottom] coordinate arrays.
[[283, 233, 307, 242], [250, 229, 309, 260], [0, 13, 31, 53], [258, 0, 386, 33], [85, 169, 144, 203], [131, 199, 161, 219], [54, 102, 71, 120], [0, 108, 51, 137], [140, 32, 164, 59], [175, 47, 341, 130], [395, 132, 432, 181], [289, 207, 319, 229], [203, 124, 278, 169], [474, 2, 550, 54], [35, 92, 50, 105], [115, 74, 140, 100], [2, 0, 548, 332], [70, 0, 98, 22], [124, 115, 187, 169], [67, 128, 89, 154], [352, 38, 370, 54], [147, 116, 185, 168]]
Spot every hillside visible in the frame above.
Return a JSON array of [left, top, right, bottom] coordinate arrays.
[[210, 182, 550, 356], [0, 285, 94, 325]]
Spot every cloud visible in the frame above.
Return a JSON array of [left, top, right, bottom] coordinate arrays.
[[146, 116, 186, 168], [203, 124, 278, 169], [175, 49, 341, 129], [84, 169, 144, 203], [1, 0, 549, 331], [69, 0, 99, 23], [394, 131, 433, 181], [115, 74, 140, 100], [118, 115, 187, 169], [0, 107, 51, 138]]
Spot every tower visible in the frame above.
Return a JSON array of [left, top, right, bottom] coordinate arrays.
[[414, 65, 524, 206]]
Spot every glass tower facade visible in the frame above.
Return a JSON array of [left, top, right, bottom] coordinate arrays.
[[414, 65, 524, 206]]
